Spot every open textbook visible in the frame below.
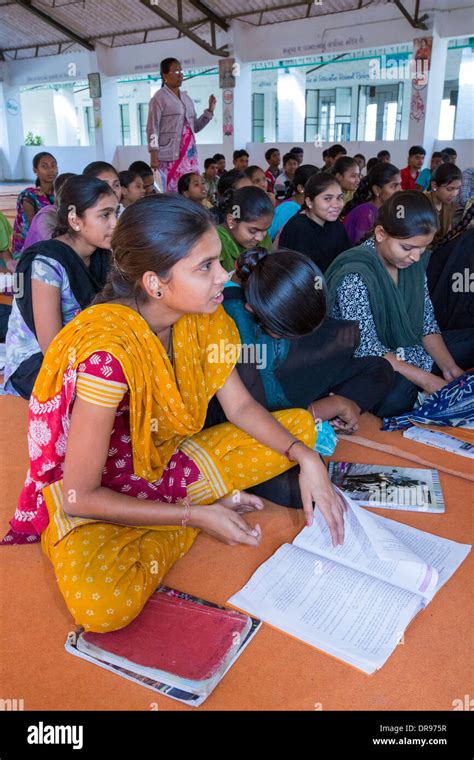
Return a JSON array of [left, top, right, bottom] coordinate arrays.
[[228, 492, 470, 674]]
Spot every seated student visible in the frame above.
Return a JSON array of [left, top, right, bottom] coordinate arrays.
[[206, 248, 394, 439], [366, 157, 379, 173], [217, 186, 273, 271], [400, 145, 426, 190], [202, 157, 219, 205], [427, 210, 474, 332], [0, 211, 14, 272], [377, 150, 391, 163], [326, 191, 474, 418], [332, 156, 361, 204], [213, 153, 226, 177], [12, 151, 58, 256], [233, 149, 250, 172], [128, 160, 156, 196], [440, 147, 457, 164], [342, 163, 401, 245], [178, 171, 213, 209], [118, 169, 145, 214], [22, 173, 76, 251], [11, 195, 347, 632], [279, 173, 350, 273], [459, 167, 474, 207], [324, 144, 347, 169], [268, 164, 318, 241], [289, 147, 304, 166], [319, 149, 329, 173], [274, 153, 300, 200], [210, 169, 253, 225], [354, 153, 366, 174], [245, 165, 276, 206], [264, 148, 281, 194], [3, 176, 117, 399], [83, 160, 122, 202], [415, 152, 445, 191], [424, 163, 462, 246]]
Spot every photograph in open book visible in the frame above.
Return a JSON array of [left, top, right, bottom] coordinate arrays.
[[328, 462, 445, 512]]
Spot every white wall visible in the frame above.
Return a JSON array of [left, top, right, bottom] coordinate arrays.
[[20, 89, 58, 144]]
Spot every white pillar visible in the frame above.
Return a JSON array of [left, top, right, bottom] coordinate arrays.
[[277, 67, 306, 143], [232, 61, 252, 151], [0, 82, 26, 179], [407, 21, 447, 162], [90, 75, 122, 163], [455, 47, 474, 140], [54, 88, 78, 146]]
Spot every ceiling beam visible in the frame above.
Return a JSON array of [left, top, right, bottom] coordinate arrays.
[[225, 0, 374, 23], [13, 0, 95, 50], [139, 0, 228, 57], [391, 0, 429, 30], [187, 0, 229, 32]]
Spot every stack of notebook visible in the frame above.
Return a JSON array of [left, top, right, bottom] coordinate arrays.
[[66, 586, 261, 706]]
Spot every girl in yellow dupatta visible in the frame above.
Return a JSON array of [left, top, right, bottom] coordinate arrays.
[[15, 194, 346, 633]]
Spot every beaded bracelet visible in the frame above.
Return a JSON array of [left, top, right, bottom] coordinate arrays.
[[180, 497, 192, 527], [284, 439, 304, 461]]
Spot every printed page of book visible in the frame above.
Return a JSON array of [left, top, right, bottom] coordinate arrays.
[[365, 513, 471, 597], [294, 494, 439, 599], [228, 543, 424, 674]]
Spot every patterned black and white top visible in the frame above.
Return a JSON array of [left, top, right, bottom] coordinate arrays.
[[331, 239, 441, 372]]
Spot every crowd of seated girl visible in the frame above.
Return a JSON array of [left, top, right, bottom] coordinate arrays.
[[0, 141, 472, 634]]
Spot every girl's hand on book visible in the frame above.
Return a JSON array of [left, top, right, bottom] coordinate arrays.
[[293, 448, 346, 546], [193, 503, 262, 547]]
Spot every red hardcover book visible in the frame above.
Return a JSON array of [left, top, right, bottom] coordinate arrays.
[[81, 591, 251, 683]]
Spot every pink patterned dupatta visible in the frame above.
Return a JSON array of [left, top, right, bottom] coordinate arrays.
[[161, 121, 199, 193]]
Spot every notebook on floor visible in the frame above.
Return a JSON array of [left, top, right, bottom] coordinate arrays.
[[403, 426, 474, 459], [65, 585, 261, 707]]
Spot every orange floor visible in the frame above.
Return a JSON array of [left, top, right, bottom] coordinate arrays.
[[0, 397, 472, 711]]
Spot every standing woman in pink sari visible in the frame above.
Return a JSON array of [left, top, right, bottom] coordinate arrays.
[[146, 58, 216, 192]]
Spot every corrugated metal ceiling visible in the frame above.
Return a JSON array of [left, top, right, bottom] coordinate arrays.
[[0, 0, 384, 59]]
